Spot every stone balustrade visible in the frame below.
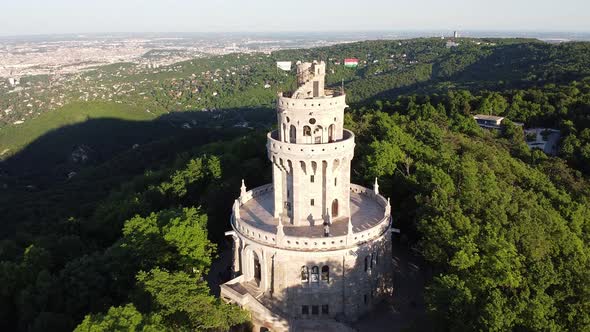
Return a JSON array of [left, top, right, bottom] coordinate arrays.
[[277, 93, 346, 113], [232, 184, 391, 251], [267, 129, 355, 160]]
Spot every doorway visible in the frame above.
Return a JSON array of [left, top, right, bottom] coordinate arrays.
[[331, 199, 338, 218], [253, 252, 261, 286]]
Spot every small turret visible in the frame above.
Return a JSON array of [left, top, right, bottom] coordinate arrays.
[[294, 61, 326, 98], [240, 179, 247, 197], [373, 177, 379, 195]]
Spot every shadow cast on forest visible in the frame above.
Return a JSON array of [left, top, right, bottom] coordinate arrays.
[[0, 106, 274, 240], [356, 43, 587, 107], [0, 106, 274, 186]]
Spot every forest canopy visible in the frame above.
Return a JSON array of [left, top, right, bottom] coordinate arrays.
[[0, 38, 590, 331]]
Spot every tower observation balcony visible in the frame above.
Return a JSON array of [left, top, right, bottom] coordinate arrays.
[[267, 129, 354, 159], [231, 183, 391, 251]]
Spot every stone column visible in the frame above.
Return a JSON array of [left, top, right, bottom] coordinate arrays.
[[231, 235, 241, 276], [292, 160, 302, 225], [373, 177, 379, 195], [325, 159, 333, 218], [272, 162, 283, 217], [345, 160, 352, 217]]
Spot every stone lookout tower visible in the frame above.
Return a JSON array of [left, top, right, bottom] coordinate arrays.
[[221, 61, 393, 331]]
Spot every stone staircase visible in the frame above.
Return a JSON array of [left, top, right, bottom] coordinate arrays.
[[222, 276, 357, 332]]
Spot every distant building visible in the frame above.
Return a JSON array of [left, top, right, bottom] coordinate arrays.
[[454, 31, 459, 38], [8, 77, 18, 87], [525, 128, 561, 155], [473, 114, 505, 129], [446, 40, 460, 48], [276, 61, 292, 71]]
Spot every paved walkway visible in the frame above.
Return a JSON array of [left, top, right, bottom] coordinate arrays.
[[239, 190, 385, 237]]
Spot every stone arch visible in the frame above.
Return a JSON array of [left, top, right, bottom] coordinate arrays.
[[243, 245, 265, 288], [311, 266, 319, 283], [253, 251, 261, 286], [301, 266, 309, 283], [333, 158, 340, 172], [321, 265, 330, 282], [303, 125, 312, 143], [313, 125, 323, 143], [279, 158, 287, 172], [303, 125, 311, 136]]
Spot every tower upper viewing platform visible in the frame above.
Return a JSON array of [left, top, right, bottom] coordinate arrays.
[[276, 61, 347, 146], [280, 60, 344, 99]]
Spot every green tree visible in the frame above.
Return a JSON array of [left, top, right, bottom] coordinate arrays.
[[136, 268, 248, 330], [75, 304, 164, 332]]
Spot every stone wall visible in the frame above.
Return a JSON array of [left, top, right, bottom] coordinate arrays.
[[233, 227, 393, 322]]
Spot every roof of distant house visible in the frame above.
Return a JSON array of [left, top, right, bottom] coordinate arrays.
[[474, 114, 505, 121]]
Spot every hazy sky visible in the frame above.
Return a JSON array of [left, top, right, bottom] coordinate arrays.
[[1, 0, 588, 36]]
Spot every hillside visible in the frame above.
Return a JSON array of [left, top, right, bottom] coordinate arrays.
[[0, 101, 156, 158], [2, 38, 590, 165], [0, 38, 589, 331]]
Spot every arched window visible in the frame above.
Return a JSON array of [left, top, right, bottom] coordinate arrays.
[[331, 199, 338, 218], [253, 252, 261, 286], [301, 266, 309, 283], [282, 123, 287, 142], [303, 126, 311, 136], [311, 266, 319, 283], [364, 256, 370, 272], [289, 125, 297, 143], [313, 125, 323, 143], [321, 265, 330, 282]]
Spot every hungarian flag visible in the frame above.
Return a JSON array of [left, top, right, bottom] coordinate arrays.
[[344, 58, 359, 67]]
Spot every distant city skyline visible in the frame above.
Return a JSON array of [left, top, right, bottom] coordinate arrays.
[[0, 0, 589, 36]]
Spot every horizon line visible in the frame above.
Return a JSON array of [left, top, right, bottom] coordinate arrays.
[[1, 29, 590, 39]]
